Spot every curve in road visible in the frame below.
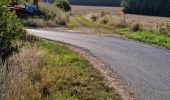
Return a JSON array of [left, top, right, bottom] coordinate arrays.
[[27, 29, 170, 100]]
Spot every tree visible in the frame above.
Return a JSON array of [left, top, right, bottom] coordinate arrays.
[[54, 0, 71, 11], [122, 0, 170, 17]]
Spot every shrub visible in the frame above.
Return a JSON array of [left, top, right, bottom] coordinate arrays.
[[130, 22, 143, 32], [99, 17, 109, 25], [113, 20, 127, 28], [10, 0, 21, 5], [22, 18, 45, 27], [46, 20, 58, 27], [0, 2, 26, 60], [53, 12, 67, 25], [38, 3, 67, 26], [54, 0, 71, 11], [158, 23, 170, 35], [100, 11, 109, 17], [90, 15, 98, 22], [39, 3, 59, 20]]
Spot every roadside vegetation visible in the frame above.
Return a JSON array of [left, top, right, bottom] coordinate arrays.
[[21, 2, 68, 27], [55, 0, 71, 11], [67, 12, 170, 49], [0, 0, 26, 60], [19, 0, 71, 28], [0, 0, 122, 100], [0, 40, 122, 100]]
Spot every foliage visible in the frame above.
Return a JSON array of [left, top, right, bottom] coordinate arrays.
[[23, 2, 67, 27], [122, 0, 170, 17], [8, 0, 33, 4], [0, 2, 25, 60], [21, 18, 46, 27], [130, 22, 143, 32], [39, 3, 59, 20], [54, 0, 71, 11], [91, 15, 98, 22], [158, 23, 170, 35], [99, 16, 109, 25], [0, 40, 122, 100], [68, 13, 170, 50], [116, 28, 170, 49]]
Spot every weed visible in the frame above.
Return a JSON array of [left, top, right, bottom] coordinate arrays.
[[100, 11, 108, 17], [158, 23, 170, 35], [99, 16, 109, 25], [117, 21, 127, 28], [22, 18, 45, 27], [91, 15, 98, 22], [130, 22, 143, 32]]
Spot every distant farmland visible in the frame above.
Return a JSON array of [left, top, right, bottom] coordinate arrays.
[[69, 0, 121, 6]]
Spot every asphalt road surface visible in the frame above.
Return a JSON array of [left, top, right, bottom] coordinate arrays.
[[27, 29, 170, 100]]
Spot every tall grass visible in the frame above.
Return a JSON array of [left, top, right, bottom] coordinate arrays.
[[0, 41, 121, 100], [22, 3, 67, 27], [0, 45, 42, 100]]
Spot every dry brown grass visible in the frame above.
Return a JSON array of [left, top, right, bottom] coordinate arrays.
[[0, 44, 42, 100], [0, 41, 122, 100]]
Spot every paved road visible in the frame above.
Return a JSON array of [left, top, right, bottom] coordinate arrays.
[[27, 29, 170, 100]]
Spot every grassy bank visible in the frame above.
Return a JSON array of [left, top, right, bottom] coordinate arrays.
[[115, 28, 170, 49], [21, 3, 67, 28], [0, 40, 121, 100], [67, 13, 170, 50]]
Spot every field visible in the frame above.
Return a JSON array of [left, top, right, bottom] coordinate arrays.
[[67, 5, 170, 50], [71, 5, 170, 29]]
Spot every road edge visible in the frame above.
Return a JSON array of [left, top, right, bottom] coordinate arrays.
[[55, 40, 140, 100]]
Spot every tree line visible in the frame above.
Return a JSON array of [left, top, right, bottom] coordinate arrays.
[[121, 0, 170, 17]]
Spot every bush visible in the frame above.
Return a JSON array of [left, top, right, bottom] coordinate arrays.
[[10, 0, 21, 5], [0, 2, 26, 60], [39, 3, 59, 20], [130, 22, 143, 32], [22, 18, 45, 27], [116, 21, 127, 28], [100, 11, 109, 17], [90, 15, 98, 22], [36, 3, 67, 27], [54, 0, 71, 11], [53, 12, 67, 25], [99, 16, 109, 25], [158, 23, 170, 35], [39, 3, 67, 25]]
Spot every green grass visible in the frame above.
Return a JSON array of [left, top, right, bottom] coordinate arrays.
[[115, 28, 170, 49], [36, 40, 121, 100], [67, 14, 170, 50], [67, 15, 97, 28]]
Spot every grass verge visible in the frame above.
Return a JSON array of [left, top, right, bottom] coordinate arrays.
[[0, 40, 121, 100], [37, 40, 121, 99], [67, 14, 170, 50], [115, 28, 170, 49]]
